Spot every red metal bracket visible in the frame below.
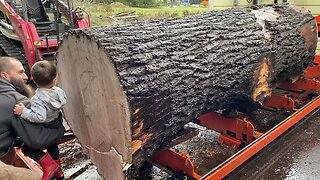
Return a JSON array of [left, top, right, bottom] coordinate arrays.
[[264, 56, 320, 110], [279, 55, 320, 93], [280, 78, 320, 93], [196, 112, 262, 149], [263, 94, 296, 111], [304, 55, 320, 79], [150, 149, 201, 179]]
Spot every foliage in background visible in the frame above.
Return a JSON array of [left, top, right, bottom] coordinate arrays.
[[189, 0, 202, 4], [96, 0, 158, 7], [74, 1, 208, 27]]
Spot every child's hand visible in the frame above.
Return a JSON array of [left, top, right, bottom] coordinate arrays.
[[14, 103, 25, 115]]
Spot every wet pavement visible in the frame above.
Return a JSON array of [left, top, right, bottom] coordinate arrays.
[[226, 109, 320, 180], [59, 139, 102, 179]]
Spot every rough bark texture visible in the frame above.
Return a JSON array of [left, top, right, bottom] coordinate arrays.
[[57, 4, 317, 179]]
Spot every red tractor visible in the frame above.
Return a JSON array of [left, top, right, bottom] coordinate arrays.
[[0, 0, 90, 77]]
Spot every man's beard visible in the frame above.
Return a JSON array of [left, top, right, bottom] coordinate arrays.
[[9, 77, 33, 98]]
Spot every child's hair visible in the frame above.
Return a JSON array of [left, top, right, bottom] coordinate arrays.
[[31, 61, 56, 86]]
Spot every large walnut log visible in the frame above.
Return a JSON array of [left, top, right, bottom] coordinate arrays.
[[57, 5, 317, 179]]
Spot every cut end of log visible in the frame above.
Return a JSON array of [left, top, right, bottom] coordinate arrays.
[[252, 57, 272, 102], [57, 34, 132, 178]]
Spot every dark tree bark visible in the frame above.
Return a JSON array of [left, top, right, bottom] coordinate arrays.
[[57, 5, 317, 179]]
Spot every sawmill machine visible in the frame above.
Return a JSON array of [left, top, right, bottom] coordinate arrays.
[[16, 17, 320, 179], [11, 1, 320, 179], [0, 0, 90, 77]]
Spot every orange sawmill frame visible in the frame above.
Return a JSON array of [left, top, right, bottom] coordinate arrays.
[[201, 96, 320, 179]]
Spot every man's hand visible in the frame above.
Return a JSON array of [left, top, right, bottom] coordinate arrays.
[[14, 103, 25, 116]]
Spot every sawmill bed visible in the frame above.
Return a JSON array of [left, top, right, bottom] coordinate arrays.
[[134, 107, 303, 179]]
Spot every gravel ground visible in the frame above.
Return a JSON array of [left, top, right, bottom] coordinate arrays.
[[59, 139, 102, 180]]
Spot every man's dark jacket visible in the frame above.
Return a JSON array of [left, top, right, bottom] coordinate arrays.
[[0, 78, 65, 157]]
